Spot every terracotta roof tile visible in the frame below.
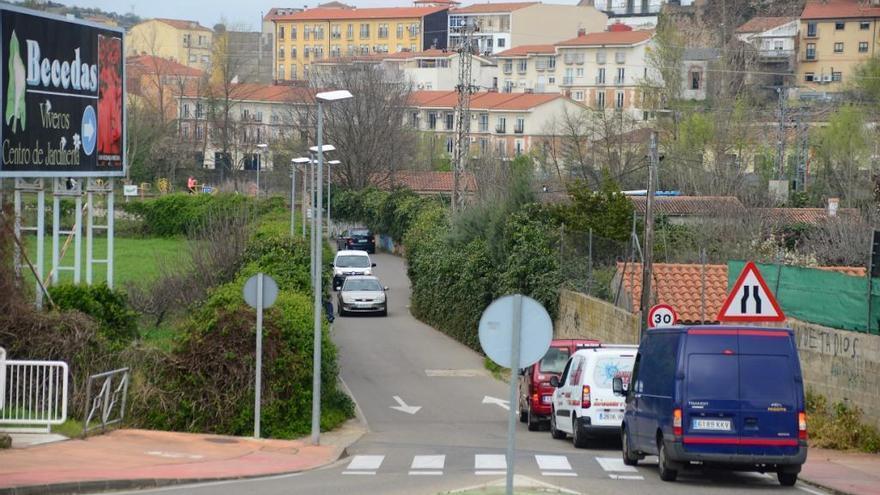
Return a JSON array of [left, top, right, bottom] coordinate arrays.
[[409, 90, 566, 110], [496, 44, 556, 57], [126, 55, 204, 78], [752, 208, 861, 226], [556, 29, 653, 47], [389, 170, 476, 193], [271, 6, 447, 21], [453, 2, 539, 14], [628, 196, 747, 217], [735, 16, 796, 33], [616, 262, 729, 323], [802, 0, 880, 19], [154, 18, 212, 32], [182, 83, 314, 103]]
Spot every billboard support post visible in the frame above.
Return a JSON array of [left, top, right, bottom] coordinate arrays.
[[13, 178, 46, 308], [86, 178, 114, 288], [51, 178, 84, 285]]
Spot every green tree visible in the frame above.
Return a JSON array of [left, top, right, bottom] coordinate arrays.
[[553, 175, 634, 242], [811, 105, 871, 207], [850, 56, 880, 106]]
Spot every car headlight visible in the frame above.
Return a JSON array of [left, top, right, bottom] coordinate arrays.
[[377, 293, 386, 302], [364, 269, 372, 276], [341, 295, 354, 303]]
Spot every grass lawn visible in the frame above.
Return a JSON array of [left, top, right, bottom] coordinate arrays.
[[22, 235, 189, 287]]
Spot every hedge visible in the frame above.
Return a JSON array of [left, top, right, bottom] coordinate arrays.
[[120, 194, 285, 237]]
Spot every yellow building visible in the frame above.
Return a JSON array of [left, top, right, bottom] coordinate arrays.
[[269, 6, 450, 81], [798, 0, 880, 92], [127, 18, 214, 71]]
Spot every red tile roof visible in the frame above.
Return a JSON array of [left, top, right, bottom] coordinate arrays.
[[617, 262, 729, 323], [126, 55, 204, 78], [154, 18, 212, 32], [409, 90, 566, 110], [802, 0, 880, 19], [556, 29, 653, 47], [752, 208, 861, 226], [271, 6, 447, 21], [817, 266, 867, 277], [735, 16, 796, 33], [496, 44, 556, 57], [628, 196, 747, 217], [389, 170, 476, 193], [182, 83, 314, 103], [453, 2, 539, 13]]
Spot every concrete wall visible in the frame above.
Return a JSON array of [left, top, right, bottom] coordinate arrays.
[[555, 289, 880, 429]]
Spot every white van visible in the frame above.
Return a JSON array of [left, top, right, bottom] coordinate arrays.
[[549, 345, 637, 448], [332, 250, 375, 291]]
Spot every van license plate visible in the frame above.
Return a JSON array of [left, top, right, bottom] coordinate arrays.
[[541, 395, 552, 404], [692, 419, 731, 431], [599, 412, 623, 422]]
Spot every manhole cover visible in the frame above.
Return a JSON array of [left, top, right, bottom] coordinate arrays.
[[204, 437, 239, 444]]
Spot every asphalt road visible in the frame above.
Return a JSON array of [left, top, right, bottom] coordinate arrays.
[[108, 252, 828, 495]]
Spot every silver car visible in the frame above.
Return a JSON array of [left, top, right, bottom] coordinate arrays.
[[337, 276, 388, 317]]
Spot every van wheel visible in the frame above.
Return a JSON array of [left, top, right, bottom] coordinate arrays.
[[527, 403, 541, 431], [657, 437, 678, 482], [777, 472, 798, 486], [622, 427, 639, 466], [550, 409, 566, 439], [572, 418, 589, 448]]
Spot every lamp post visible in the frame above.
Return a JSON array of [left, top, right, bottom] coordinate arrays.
[[308, 144, 336, 291], [255, 143, 268, 197], [310, 90, 352, 447], [292, 157, 310, 237], [327, 160, 340, 236]]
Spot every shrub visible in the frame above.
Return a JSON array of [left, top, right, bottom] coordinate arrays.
[[48, 283, 139, 343], [807, 391, 880, 453], [120, 194, 283, 237]]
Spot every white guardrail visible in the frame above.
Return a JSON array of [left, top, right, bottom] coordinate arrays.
[[0, 347, 69, 433]]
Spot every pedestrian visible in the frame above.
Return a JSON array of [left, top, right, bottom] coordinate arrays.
[[187, 176, 197, 194], [323, 296, 335, 324]]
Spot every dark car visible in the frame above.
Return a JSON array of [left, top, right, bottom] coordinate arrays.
[[337, 228, 375, 254], [614, 326, 807, 486]]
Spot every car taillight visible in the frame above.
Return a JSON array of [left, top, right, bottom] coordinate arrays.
[[581, 385, 591, 409], [798, 411, 808, 440], [673, 408, 683, 436], [531, 392, 539, 406]]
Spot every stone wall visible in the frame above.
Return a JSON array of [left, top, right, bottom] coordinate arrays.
[[555, 289, 880, 430]]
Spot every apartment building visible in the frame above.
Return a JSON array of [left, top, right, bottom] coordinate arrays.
[[579, 0, 695, 27], [127, 55, 204, 122], [269, 6, 450, 81], [408, 91, 585, 158], [554, 25, 656, 115], [448, 2, 607, 56], [798, 0, 880, 92], [736, 16, 798, 84], [496, 44, 558, 93], [127, 18, 214, 71]]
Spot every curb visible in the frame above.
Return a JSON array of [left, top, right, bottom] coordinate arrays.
[[799, 477, 855, 495], [0, 446, 350, 495]]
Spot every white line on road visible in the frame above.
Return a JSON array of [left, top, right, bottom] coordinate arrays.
[[343, 455, 385, 475], [425, 369, 486, 377], [475, 470, 507, 476], [535, 455, 573, 471], [411, 455, 446, 470], [596, 457, 639, 473], [542, 472, 579, 477], [409, 470, 444, 476], [482, 396, 510, 410], [608, 474, 645, 480], [475, 454, 506, 475], [389, 395, 422, 415]]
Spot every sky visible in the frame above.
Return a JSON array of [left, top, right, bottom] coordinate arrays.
[[62, 0, 579, 31]]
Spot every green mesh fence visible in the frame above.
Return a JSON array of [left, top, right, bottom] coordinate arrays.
[[728, 261, 880, 335]]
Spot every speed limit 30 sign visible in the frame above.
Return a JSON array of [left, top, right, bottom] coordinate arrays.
[[648, 304, 678, 328]]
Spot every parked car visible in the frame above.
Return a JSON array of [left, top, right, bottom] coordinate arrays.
[[337, 228, 375, 254], [337, 276, 388, 316], [614, 326, 807, 486], [548, 345, 637, 448], [518, 339, 601, 431], [332, 250, 375, 291]]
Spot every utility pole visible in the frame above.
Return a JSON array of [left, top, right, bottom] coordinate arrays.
[[452, 18, 477, 213], [640, 131, 658, 338], [775, 87, 788, 180]]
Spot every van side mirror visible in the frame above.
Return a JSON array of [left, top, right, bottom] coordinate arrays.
[[383, 286, 389, 291], [549, 376, 560, 388], [372, 263, 377, 267], [612, 377, 624, 396]]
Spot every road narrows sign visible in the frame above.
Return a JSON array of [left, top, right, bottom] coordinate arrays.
[[648, 304, 678, 328], [716, 262, 785, 322]]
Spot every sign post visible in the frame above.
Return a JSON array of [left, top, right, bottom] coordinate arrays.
[[479, 294, 552, 495], [717, 262, 785, 322], [243, 273, 279, 439]]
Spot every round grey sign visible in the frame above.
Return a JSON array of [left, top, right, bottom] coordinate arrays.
[[243, 273, 279, 309], [478, 294, 553, 369]]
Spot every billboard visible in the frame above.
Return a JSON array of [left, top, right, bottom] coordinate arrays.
[[0, 6, 125, 177]]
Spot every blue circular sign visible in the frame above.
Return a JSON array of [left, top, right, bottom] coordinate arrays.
[[81, 105, 97, 156]]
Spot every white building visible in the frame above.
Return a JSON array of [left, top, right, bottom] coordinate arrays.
[[579, 0, 696, 27], [735, 16, 798, 78]]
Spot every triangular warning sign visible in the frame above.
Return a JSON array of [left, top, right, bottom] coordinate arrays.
[[716, 262, 785, 322]]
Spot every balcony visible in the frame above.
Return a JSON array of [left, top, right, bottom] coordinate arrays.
[[562, 76, 574, 85], [514, 126, 524, 134], [496, 125, 506, 134], [595, 76, 605, 85]]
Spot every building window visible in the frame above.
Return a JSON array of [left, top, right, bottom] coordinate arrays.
[[189, 54, 197, 63], [331, 24, 341, 39], [596, 91, 605, 109], [496, 117, 507, 133], [446, 137, 453, 153], [514, 139, 524, 155], [291, 65, 297, 79], [515, 117, 524, 133], [616, 91, 624, 109], [834, 42, 844, 53], [861, 21, 871, 30], [596, 51, 606, 64], [517, 59, 527, 73], [859, 41, 869, 53], [315, 24, 324, 39], [597, 67, 605, 84], [479, 113, 489, 132], [479, 138, 488, 153], [291, 46, 297, 58], [576, 67, 584, 77], [615, 51, 625, 64], [807, 22, 817, 37], [573, 90, 584, 101], [291, 26, 297, 39], [616, 67, 625, 84], [498, 38, 505, 48], [446, 112, 454, 130], [804, 72, 814, 82], [835, 21, 845, 30], [548, 76, 555, 84], [548, 57, 556, 69], [360, 24, 369, 38], [347, 24, 354, 39], [691, 70, 701, 90], [278, 64, 285, 79], [410, 111, 419, 128], [304, 25, 312, 40], [397, 23, 404, 38], [278, 26, 285, 40], [379, 24, 389, 38], [428, 112, 437, 129], [806, 43, 816, 60], [278, 47, 285, 60], [832, 71, 842, 82]]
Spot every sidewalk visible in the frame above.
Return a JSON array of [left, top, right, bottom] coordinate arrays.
[[0, 421, 364, 495], [801, 448, 880, 495]]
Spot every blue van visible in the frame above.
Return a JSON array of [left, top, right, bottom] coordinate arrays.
[[613, 326, 808, 486]]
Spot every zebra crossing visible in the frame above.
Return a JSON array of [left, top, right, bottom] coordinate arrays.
[[341, 453, 648, 480]]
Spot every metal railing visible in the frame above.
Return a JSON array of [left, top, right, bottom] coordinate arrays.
[[0, 354, 69, 433], [83, 368, 130, 437]]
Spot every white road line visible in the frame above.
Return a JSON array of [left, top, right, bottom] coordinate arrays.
[[596, 457, 639, 473], [409, 470, 444, 476], [343, 454, 384, 475], [342, 471, 376, 475], [535, 455, 573, 471], [475, 470, 507, 476], [475, 454, 507, 471], [411, 455, 446, 470], [608, 474, 645, 480], [542, 472, 579, 477]]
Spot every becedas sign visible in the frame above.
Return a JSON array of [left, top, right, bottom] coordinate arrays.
[[1, 6, 125, 177]]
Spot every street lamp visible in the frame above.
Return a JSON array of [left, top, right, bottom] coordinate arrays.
[[291, 157, 310, 237], [256, 143, 268, 196], [308, 144, 336, 290], [311, 89, 352, 447], [326, 160, 340, 237]]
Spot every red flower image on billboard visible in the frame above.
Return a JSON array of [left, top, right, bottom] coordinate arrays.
[[97, 34, 122, 166]]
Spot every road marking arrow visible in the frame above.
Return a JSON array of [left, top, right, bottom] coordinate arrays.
[[390, 395, 421, 415], [482, 395, 510, 410]]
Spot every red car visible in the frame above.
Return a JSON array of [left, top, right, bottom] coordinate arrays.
[[518, 339, 601, 431]]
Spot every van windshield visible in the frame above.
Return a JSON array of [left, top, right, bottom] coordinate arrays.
[[336, 255, 370, 268], [591, 356, 635, 390], [539, 347, 570, 373], [687, 354, 739, 400]]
